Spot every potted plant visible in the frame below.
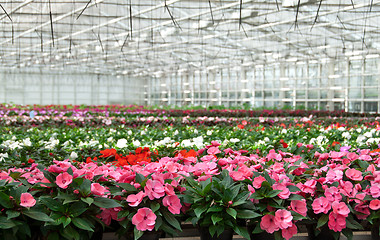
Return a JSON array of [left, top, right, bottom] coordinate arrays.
[[113, 171, 183, 240], [183, 169, 259, 240]]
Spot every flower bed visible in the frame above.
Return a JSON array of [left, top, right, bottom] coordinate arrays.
[[0, 143, 379, 240], [0, 105, 380, 240]]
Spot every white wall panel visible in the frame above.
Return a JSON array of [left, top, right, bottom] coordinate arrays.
[[0, 70, 146, 105]]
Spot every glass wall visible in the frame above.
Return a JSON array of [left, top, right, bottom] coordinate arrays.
[[146, 57, 380, 113]]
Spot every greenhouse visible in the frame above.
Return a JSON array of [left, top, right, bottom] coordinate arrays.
[[1, 1, 380, 240], [0, 0, 379, 112]]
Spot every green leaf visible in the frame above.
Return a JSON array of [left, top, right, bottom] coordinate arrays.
[[211, 215, 223, 225], [56, 216, 71, 228], [288, 194, 305, 201], [72, 217, 94, 232], [57, 192, 78, 205], [226, 208, 237, 219], [317, 214, 329, 228], [0, 191, 13, 208], [79, 179, 91, 196], [236, 209, 261, 219], [194, 205, 208, 218], [62, 225, 80, 240], [0, 216, 16, 229], [116, 183, 137, 192], [47, 232, 60, 240], [346, 217, 364, 230], [150, 202, 160, 213], [93, 197, 122, 208], [266, 190, 282, 198], [342, 229, 353, 240], [23, 209, 53, 222], [81, 197, 94, 206], [287, 185, 301, 192], [134, 228, 144, 240], [40, 197, 64, 212], [6, 210, 20, 219], [117, 210, 130, 219], [233, 225, 250, 240], [274, 231, 282, 240], [69, 202, 87, 217], [207, 205, 223, 213], [161, 209, 181, 230], [135, 173, 145, 184]]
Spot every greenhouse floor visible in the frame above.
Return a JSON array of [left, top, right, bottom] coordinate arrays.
[[102, 231, 373, 240]]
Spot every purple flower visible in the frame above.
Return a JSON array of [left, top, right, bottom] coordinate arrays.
[[340, 146, 351, 152]]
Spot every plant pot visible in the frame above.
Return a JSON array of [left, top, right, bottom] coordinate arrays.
[[140, 231, 162, 240], [247, 224, 275, 240], [306, 224, 340, 240], [372, 221, 380, 240], [198, 227, 233, 240]]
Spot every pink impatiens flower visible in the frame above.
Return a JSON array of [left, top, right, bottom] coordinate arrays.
[[20, 193, 36, 207], [144, 179, 165, 200], [56, 172, 73, 189], [132, 208, 156, 231], [163, 195, 182, 214], [331, 201, 350, 217], [370, 184, 380, 198], [272, 183, 290, 199], [345, 168, 363, 181], [260, 214, 279, 234], [312, 197, 331, 214], [369, 199, 380, 210], [328, 212, 346, 232], [282, 223, 298, 240], [291, 200, 307, 217], [274, 209, 293, 229], [127, 191, 146, 207], [91, 183, 107, 196]]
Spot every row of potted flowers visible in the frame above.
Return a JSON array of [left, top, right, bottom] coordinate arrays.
[[2, 121, 380, 168], [0, 143, 379, 240]]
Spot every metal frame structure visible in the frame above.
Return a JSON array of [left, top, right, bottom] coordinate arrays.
[[0, 0, 380, 110]]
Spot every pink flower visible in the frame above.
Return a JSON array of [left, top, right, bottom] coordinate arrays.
[[56, 172, 73, 189], [355, 203, 370, 220], [345, 169, 363, 181], [272, 183, 291, 199], [260, 214, 279, 234], [312, 197, 331, 214], [252, 176, 266, 189], [91, 183, 107, 196], [369, 199, 380, 210], [229, 171, 245, 181], [328, 212, 346, 232], [163, 195, 182, 214], [207, 147, 221, 155], [325, 187, 342, 202], [144, 179, 165, 200], [299, 180, 317, 194], [100, 208, 124, 225], [291, 200, 307, 217], [370, 184, 380, 198], [331, 202, 350, 217], [132, 208, 156, 231], [20, 193, 36, 207], [127, 191, 146, 207], [274, 209, 293, 229], [282, 223, 297, 240]]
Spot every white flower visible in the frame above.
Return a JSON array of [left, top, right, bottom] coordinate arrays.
[[22, 138, 32, 147], [230, 138, 240, 143], [281, 129, 287, 134], [0, 153, 8, 162], [337, 127, 346, 131], [264, 137, 270, 142], [357, 128, 362, 133], [181, 139, 192, 147], [207, 130, 213, 136], [194, 129, 198, 134], [364, 132, 373, 138], [107, 137, 114, 142], [342, 132, 351, 139], [173, 130, 179, 136], [132, 140, 141, 147], [127, 130, 133, 135], [109, 129, 116, 133], [70, 152, 78, 159], [116, 139, 128, 148]]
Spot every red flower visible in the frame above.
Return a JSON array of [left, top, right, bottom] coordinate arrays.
[[28, 158, 35, 163], [99, 149, 117, 158]]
